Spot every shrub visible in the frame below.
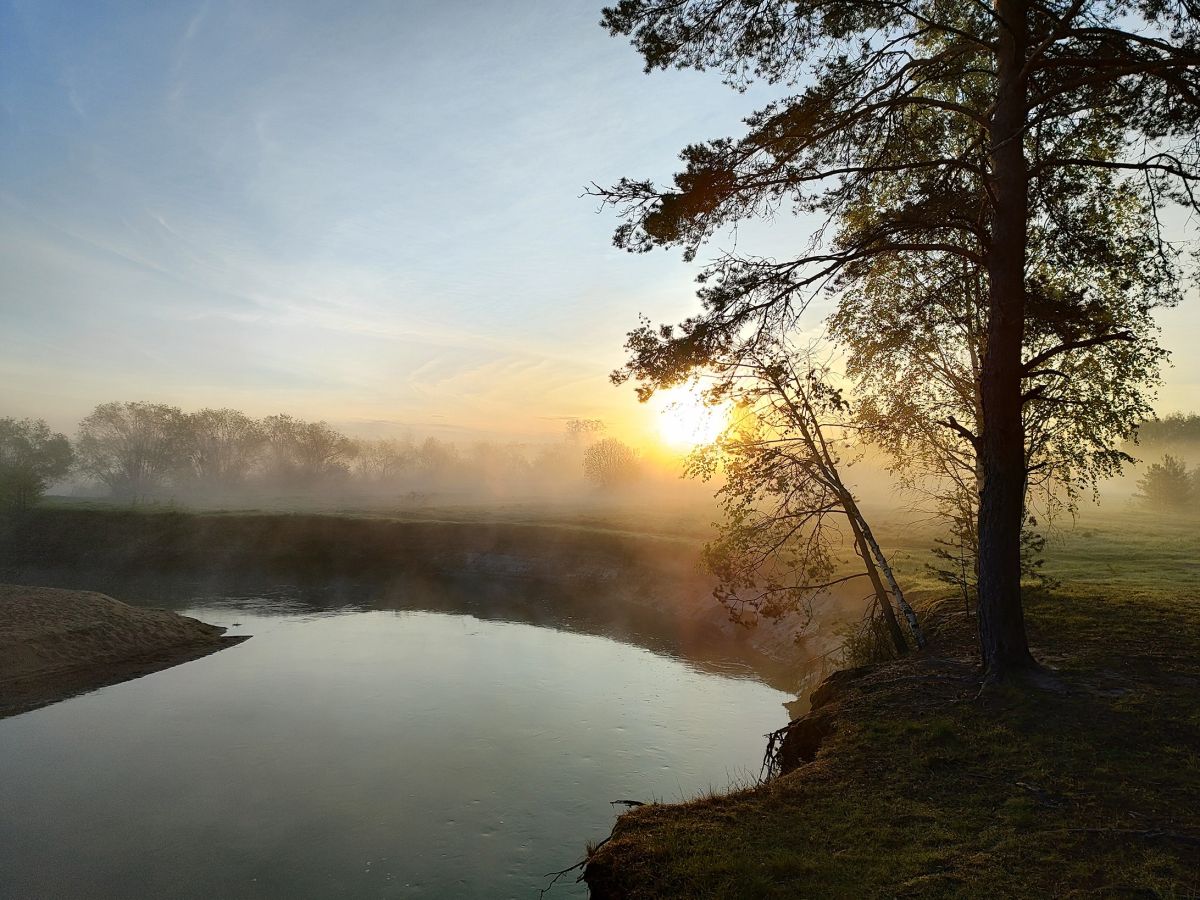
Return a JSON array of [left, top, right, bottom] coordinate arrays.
[[1134, 454, 1193, 513]]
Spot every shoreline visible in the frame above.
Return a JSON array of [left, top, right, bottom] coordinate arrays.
[[1, 506, 831, 692], [0, 584, 248, 720], [581, 581, 1200, 896]]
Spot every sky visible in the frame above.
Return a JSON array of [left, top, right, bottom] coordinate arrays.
[[2, 0, 1197, 446]]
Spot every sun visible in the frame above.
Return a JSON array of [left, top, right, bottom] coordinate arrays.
[[653, 384, 729, 450]]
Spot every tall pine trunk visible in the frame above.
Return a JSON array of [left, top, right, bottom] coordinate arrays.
[[978, 0, 1037, 678]]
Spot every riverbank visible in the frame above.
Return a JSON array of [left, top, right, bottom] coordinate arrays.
[[0, 506, 840, 692], [584, 531, 1200, 896], [0, 584, 246, 719]]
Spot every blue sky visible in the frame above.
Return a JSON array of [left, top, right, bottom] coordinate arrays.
[[2, 0, 1196, 443]]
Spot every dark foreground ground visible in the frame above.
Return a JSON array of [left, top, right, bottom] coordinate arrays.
[[585, 514, 1200, 898]]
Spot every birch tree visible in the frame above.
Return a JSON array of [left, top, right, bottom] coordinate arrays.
[[686, 347, 924, 654]]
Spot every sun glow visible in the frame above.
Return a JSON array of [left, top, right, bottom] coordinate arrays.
[[653, 385, 729, 450]]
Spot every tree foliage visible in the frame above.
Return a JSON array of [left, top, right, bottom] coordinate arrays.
[[598, 0, 1199, 678], [76, 402, 189, 502], [184, 408, 266, 489], [583, 437, 640, 488], [261, 415, 358, 487], [352, 438, 417, 484], [0, 418, 72, 512], [833, 194, 1173, 511], [1135, 453, 1195, 512], [686, 350, 922, 653], [1135, 412, 1200, 449], [565, 418, 607, 442], [829, 184, 1171, 594]]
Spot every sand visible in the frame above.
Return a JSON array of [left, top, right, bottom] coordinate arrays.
[[0, 584, 246, 719]]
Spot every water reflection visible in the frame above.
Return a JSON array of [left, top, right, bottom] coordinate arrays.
[[0, 597, 790, 899], [9, 567, 797, 688]]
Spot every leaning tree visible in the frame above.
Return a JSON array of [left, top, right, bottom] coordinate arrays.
[[684, 345, 925, 655], [597, 0, 1199, 681]]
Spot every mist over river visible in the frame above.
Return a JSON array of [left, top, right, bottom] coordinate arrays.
[[0, 588, 790, 899]]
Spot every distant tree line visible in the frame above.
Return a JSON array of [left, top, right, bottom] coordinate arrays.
[[0, 404, 643, 510], [1132, 414, 1200, 451]]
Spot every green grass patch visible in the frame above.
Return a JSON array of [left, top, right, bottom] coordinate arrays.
[[584, 514, 1200, 898]]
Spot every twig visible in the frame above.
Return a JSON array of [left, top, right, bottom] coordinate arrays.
[[539, 837, 613, 898], [539, 799, 646, 897]]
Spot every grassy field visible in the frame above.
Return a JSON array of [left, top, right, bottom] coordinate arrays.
[[38, 492, 721, 542], [584, 510, 1200, 898]]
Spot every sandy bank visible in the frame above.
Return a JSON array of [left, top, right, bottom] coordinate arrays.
[[0, 584, 246, 719]]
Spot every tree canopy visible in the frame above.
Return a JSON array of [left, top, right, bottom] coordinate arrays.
[[598, 0, 1199, 680], [687, 347, 923, 654], [1135, 453, 1195, 511], [0, 418, 72, 512], [583, 437, 641, 488], [76, 402, 189, 502]]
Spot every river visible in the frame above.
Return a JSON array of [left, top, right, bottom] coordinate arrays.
[[0, 587, 790, 898]]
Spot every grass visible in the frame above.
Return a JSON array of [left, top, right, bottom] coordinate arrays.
[[584, 511, 1200, 898], [38, 492, 719, 543]]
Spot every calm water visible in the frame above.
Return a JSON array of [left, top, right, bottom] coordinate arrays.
[[0, 594, 789, 899]]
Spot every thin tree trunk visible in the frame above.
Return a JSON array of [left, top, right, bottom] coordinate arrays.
[[846, 508, 908, 656], [978, 0, 1037, 679], [772, 363, 912, 656], [852, 505, 926, 648]]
